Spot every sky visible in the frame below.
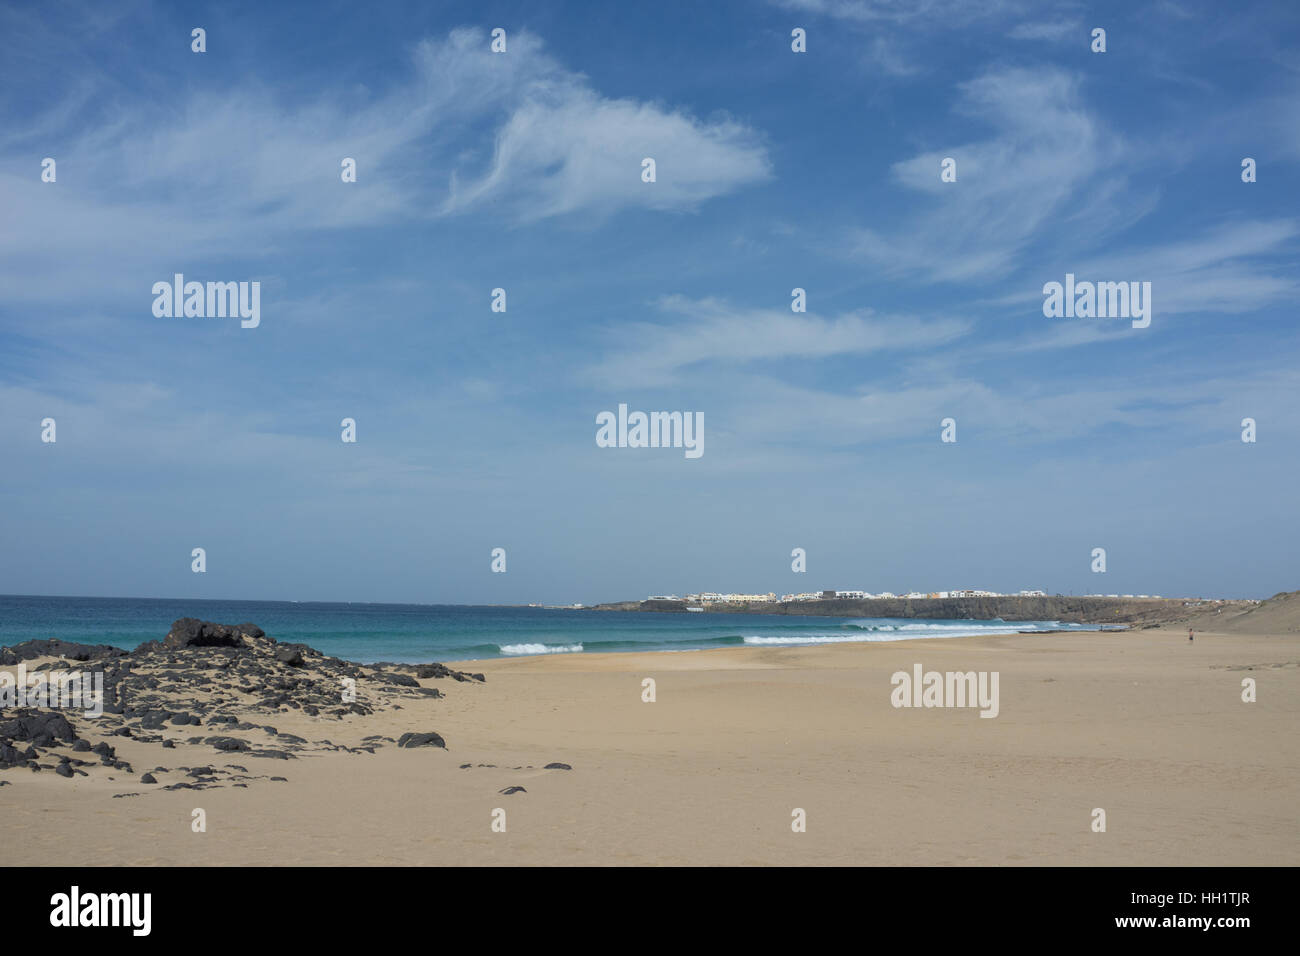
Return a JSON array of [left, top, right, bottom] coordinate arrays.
[[1, 0, 1297, 605]]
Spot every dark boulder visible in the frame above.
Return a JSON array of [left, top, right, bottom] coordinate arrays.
[[163, 618, 246, 649], [0, 710, 76, 744], [397, 732, 446, 749], [0, 639, 127, 663], [274, 646, 305, 667], [139, 710, 170, 730], [414, 663, 485, 683]]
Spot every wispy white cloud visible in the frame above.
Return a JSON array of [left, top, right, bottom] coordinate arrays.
[[976, 219, 1299, 324], [586, 295, 969, 387], [1072, 219, 1299, 316], [1007, 20, 1082, 41], [770, 0, 1046, 76], [0, 27, 769, 299], [847, 65, 1134, 282], [439, 35, 769, 221], [770, 0, 1034, 26]]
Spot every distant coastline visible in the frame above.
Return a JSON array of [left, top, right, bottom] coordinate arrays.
[[584, 594, 1253, 626]]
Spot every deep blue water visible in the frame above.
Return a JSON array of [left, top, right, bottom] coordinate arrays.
[[0, 595, 1100, 663]]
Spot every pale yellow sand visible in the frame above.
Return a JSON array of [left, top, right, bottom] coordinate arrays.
[[3, 627, 1296, 866]]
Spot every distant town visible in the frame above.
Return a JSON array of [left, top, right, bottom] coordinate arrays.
[[645, 589, 1164, 605], [524, 589, 1244, 613]]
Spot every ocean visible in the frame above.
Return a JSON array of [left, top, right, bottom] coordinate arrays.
[[0, 594, 1104, 663]]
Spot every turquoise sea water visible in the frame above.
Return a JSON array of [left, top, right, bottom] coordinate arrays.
[[0, 595, 1103, 663]]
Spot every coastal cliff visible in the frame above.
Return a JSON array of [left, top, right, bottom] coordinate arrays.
[[588, 595, 1250, 625]]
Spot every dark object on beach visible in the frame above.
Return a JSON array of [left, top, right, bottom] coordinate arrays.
[[0, 638, 128, 665], [544, 762, 572, 770], [274, 646, 305, 667], [162, 618, 249, 650], [0, 744, 21, 768], [414, 663, 486, 683], [207, 736, 251, 752], [139, 710, 170, 730], [140, 772, 157, 784], [0, 709, 76, 747], [55, 762, 73, 778], [498, 786, 526, 795], [1189, 629, 1194, 642], [397, 732, 446, 749]]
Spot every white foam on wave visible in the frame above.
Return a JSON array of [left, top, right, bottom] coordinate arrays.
[[844, 619, 1069, 634], [498, 642, 584, 656], [745, 625, 1064, 646], [744, 634, 904, 645]]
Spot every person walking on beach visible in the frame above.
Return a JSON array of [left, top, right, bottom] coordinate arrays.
[[1188, 628, 1194, 642]]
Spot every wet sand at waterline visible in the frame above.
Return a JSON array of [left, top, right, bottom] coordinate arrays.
[[3, 627, 1296, 866]]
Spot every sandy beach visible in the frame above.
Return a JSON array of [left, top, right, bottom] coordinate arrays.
[[3, 623, 1296, 867]]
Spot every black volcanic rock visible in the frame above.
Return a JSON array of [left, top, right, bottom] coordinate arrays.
[[0, 710, 76, 745], [544, 762, 572, 770], [0, 639, 128, 664], [2, 620, 484, 786], [139, 710, 170, 730], [274, 646, 305, 667], [413, 663, 486, 683], [163, 618, 247, 649]]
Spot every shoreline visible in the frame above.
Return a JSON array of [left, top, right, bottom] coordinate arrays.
[[450, 622, 1132, 670], [3, 622, 1297, 866]]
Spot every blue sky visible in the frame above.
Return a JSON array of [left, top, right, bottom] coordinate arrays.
[[1, 0, 1297, 604]]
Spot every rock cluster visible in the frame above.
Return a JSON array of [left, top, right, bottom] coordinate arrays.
[[0, 708, 131, 775], [0, 639, 127, 666], [1, 619, 485, 788]]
